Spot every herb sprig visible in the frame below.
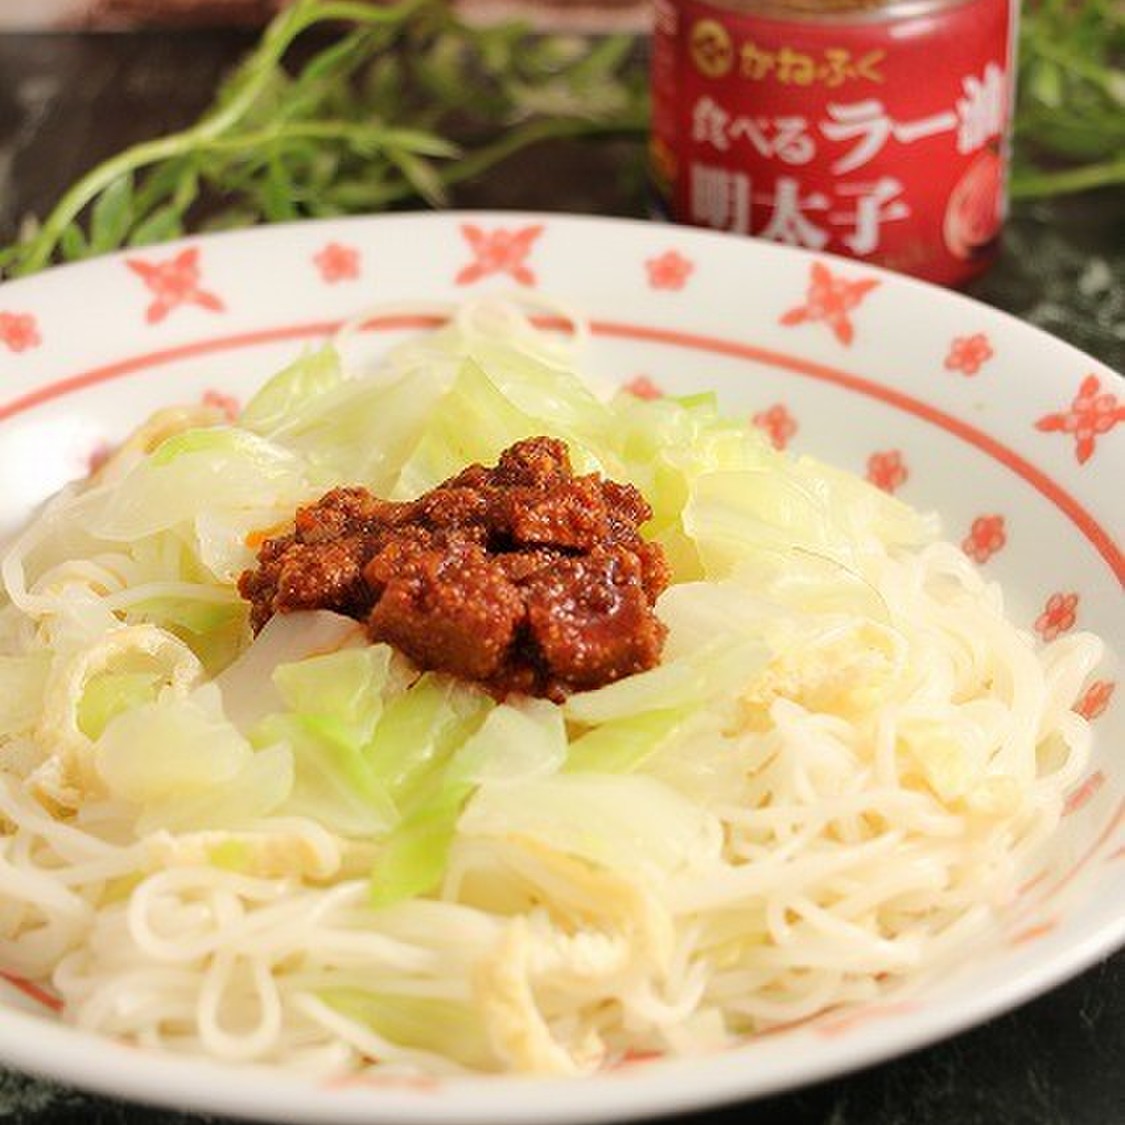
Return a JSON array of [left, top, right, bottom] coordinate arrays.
[[1010, 0, 1125, 200], [1, 0, 1119, 277], [0, 0, 647, 278]]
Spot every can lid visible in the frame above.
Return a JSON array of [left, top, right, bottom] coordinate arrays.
[[686, 0, 977, 24]]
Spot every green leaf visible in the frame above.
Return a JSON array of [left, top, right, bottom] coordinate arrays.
[[132, 157, 193, 216], [59, 222, 89, 261], [128, 204, 186, 248], [383, 146, 447, 206], [88, 173, 135, 254], [524, 33, 589, 74], [261, 152, 301, 221], [1015, 0, 1125, 198], [379, 127, 461, 159], [363, 54, 404, 108], [199, 207, 261, 233]]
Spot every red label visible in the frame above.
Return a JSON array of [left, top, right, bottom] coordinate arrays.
[[650, 0, 1015, 286]]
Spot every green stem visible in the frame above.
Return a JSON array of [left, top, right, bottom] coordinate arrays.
[[1009, 153, 1125, 200], [12, 135, 189, 276], [9, 0, 428, 276], [389, 114, 648, 204], [315, 114, 644, 212], [191, 119, 453, 155], [1021, 36, 1122, 98]]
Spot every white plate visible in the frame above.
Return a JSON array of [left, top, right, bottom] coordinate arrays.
[[0, 212, 1121, 1123]]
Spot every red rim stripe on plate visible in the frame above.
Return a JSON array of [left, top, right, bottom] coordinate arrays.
[[0, 972, 63, 1014], [1030, 797, 1125, 913], [0, 314, 1120, 583]]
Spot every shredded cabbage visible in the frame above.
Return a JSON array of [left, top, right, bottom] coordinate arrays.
[[0, 297, 1106, 1080]]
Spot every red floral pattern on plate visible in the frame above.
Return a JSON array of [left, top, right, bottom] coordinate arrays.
[[1034, 591, 1079, 641], [610, 1049, 666, 1070], [944, 332, 993, 376], [645, 249, 694, 291], [455, 223, 543, 286], [752, 403, 798, 450], [1021, 799, 1125, 914], [815, 1001, 918, 1038], [0, 311, 41, 353], [1034, 374, 1124, 465], [323, 1072, 440, 1093], [962, 514, 1006, 563], [866, 449, 907, 493], [779, 261, 880, 346], [1009, 920, 1059, 947], [1063, 770, 1106, 817], [1074, 680, 1114, 721], [622, 374, 664, 400], [125, 247, 225, 325], [313, 241, 361, 283]]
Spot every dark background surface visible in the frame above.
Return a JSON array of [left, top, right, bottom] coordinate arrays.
[[0, 26, 1122, 1125]]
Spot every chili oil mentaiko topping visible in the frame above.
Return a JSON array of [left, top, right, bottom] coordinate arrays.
[[238, 437, 670, 701]]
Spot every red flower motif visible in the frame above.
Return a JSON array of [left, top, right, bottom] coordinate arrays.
[[1035, 374, 1124, 465], [962, 514, 1006, 563], [1074, 679, 1115, 721], [1063, 770, 1106, 816], [0, 311, 41, 353], [125, 247, 225, 325], [623, 375, 664, 400], [944, 332, 994, 376], [866, 449, 907, 493], [752, 403, 798, 450], [455, 224, 543, 287], [201, 389, 240, 422], [1009, 920, 1059, 947], [779, 261, 880, 346], [1034, 591, 1079, 642], [313, 241, 361, 283], [645, 250, 694, 291]]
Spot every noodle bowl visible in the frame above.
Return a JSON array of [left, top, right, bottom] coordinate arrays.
[[0, 298, 1108, 1078]]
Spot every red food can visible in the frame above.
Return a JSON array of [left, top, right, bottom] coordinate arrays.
[[649, 0, 1017, 286]]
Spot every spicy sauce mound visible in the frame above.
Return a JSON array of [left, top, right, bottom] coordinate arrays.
[[238, 437, 670, 700]]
